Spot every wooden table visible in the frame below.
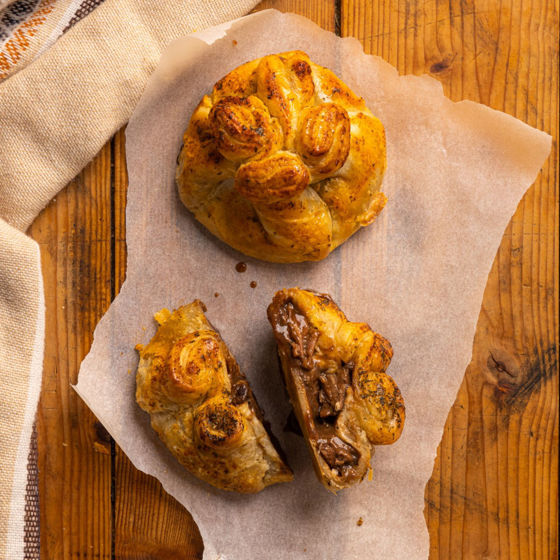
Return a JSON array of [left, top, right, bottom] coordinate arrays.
[[29, 1, 558, 558]]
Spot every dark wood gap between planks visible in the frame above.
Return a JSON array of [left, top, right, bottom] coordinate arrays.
[[334, 0, 341, 36], [110, 134, 117, 560]]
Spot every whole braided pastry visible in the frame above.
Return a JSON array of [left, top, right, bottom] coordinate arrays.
[[176, 50, 387, 263]]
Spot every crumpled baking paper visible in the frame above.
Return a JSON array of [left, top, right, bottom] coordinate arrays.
[[75, 10, 551, 560]]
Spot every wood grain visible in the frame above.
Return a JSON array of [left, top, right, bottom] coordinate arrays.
[[341, 1, 558, 559], [253, 0, 336, 29], [30, 143, 114, 559], [28, 1, 557, 559], [340, 1, 558, 558]]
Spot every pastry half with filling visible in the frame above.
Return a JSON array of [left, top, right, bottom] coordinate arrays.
[[136, 301, 293, 493], [267, 288, 404, 493], [176, 50, 387, 263]]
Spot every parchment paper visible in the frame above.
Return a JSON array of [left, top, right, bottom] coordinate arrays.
[[75, 10, 552, 560]]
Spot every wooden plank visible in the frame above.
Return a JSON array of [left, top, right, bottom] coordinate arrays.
[[252, 0, 336, 29], [29, 144, 114, 559], [341, 1, 558, 558]]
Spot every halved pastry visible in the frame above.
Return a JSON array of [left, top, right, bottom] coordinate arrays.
[[135, 301, 293, 493], [267, 288, 404, 493]]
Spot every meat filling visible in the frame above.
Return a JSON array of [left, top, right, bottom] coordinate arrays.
[[279, 301, 319, 369], [318, 363, 353, 418], [317, 437, 360, 471], [270, 298, 360, 477]]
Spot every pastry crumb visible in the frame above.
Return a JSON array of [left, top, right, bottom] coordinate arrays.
[[250, 281, 257, 288], [214, 292, 220, 298], [357, 517, 363, 526], [154, 308, 171, 325], [232, 39, 238, 46], [235, 262, 247, 273]]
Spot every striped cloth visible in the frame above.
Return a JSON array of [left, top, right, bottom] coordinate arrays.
[[0, 0, 106, 81]]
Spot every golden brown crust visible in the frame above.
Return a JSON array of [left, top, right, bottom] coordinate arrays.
[[176, 50, 387, 263], [235, 151, 310, 204], [209, 95, 282, 162], [194, 397, 246, 450], [136, 301, 293, 493], [296, 103, 351, 179], [267, 288, 404, 493]]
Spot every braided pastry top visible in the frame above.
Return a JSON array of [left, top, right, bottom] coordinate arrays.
[[176, 51, 387, 263]]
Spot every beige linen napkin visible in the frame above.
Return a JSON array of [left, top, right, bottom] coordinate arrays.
[[0, 0, 258, 558], [0, 219, 44, 560]]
